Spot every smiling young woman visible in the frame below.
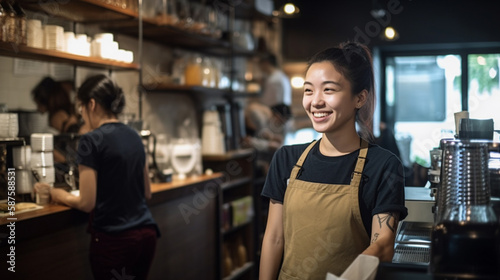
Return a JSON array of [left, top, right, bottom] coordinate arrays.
[[259, 42, 407, 280]]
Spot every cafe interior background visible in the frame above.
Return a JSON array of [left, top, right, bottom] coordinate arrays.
[[2, 0, 500, 175], [1, 0, 500, 279]]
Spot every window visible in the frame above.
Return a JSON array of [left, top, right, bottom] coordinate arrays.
[[467, 54, 500, 129], [385, 54, 461, 167], [379, 44, 500, 170]]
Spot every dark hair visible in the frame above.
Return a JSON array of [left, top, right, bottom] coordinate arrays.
[[77, 74, 125, 115], [271, 103, 292, 121], [260, 53, 278, 67], [306, 41, 375, 141], [32, 76, 75, 117]]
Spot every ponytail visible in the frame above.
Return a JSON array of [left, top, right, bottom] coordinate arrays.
[[77, 75, 125, 116]]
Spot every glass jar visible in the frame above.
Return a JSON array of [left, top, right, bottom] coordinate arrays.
[[12, 1, 26, 45], [0, 2, 5, 42], [184, 54, 202, 86], [1, 1, 16, 43], [156, 0, 178, 26]]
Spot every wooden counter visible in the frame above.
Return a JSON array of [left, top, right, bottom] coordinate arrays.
[[0, 173, 223, 280]]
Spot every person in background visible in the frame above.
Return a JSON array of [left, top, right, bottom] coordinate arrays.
[[375, 121, 401, 160], [37, 74, 160, 280], [32, 77, 90, 166], [243, 102, 292, 176], [32, 76, 87, 134], [259, 42, 407, 279], [257, 53, 292, 107]]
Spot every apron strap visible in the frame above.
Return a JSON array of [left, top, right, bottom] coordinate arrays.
[[350, 139, 369, 186], [289, 140, 317, 182], [290, 139, 369, 185]]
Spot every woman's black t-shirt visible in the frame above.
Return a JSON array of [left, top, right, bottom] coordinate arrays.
[[262, 139, 408, 235], [77, 123, 159, 235]]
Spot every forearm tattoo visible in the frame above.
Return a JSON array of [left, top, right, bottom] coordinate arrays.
[[371, 233, 379, 244], [376, 212, 398, 233]]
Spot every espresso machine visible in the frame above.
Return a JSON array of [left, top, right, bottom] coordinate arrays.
[[428, 117, 500, 279], [430, 139, 500, 278]]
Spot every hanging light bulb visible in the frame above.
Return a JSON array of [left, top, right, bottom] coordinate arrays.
[[383, 26, 399, 41], [284, 3, 297, 15], [273, 2, 300, 18]]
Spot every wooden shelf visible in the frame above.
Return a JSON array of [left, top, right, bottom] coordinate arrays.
[[105, 19, 233, 56], [212, 0, 274, 22], [142, 84, 259, 102], [18, 0, 267, 57], [143, 83, 229, 95], [0, 42, 139, 70], [203, 148, 254, 161], [221, 177, 253, 191], [105, 19, 265, 56], [0, 137, 25, 146], [19, 0, 138, 23]]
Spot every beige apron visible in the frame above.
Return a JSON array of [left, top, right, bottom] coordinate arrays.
[[279, 140, 370, 280]]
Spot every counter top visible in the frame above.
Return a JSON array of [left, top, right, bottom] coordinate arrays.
[[1, 173, 223, 226], [0, 173, 224, 279], [150, 173, 222, 193]]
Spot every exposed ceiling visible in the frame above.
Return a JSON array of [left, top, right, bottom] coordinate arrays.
[[279, 0, 499, 61]]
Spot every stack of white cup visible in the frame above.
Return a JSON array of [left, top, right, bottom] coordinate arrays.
[[91, 33, 134, 62], [27, 19, 43, 48], [0, 113, 18, 138], [201, 110, 226, 155], [12, 145, 33, 194], [30, 133, 55, 204], [44, 25, 65, 51]]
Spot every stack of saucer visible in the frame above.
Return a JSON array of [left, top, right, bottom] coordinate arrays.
[[0, 113, 19, 138], [12, 145, 33, 194], [30, 133, 55, 186], [44, 25, 65, 51]]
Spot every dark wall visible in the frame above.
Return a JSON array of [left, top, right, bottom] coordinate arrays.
[[281, 0, 499, 61]]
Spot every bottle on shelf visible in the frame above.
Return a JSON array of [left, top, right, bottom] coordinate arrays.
[[26, 19, 42, 48], [0, 2, 5, 42], [223, 243, 233, 277], [156, 0, 178, 26], [12, 0, 26, 45], [236, 236, 248, 267], [184, 54, 202, 86], [1, 0, 16, 43]]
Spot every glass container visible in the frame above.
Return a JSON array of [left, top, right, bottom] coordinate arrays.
[[156, 0, 178, 25], [184, 54, 202, 86], [0, 3, 5, 42], [1, 1, 16, 43], [12, 1, 26, 45]]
